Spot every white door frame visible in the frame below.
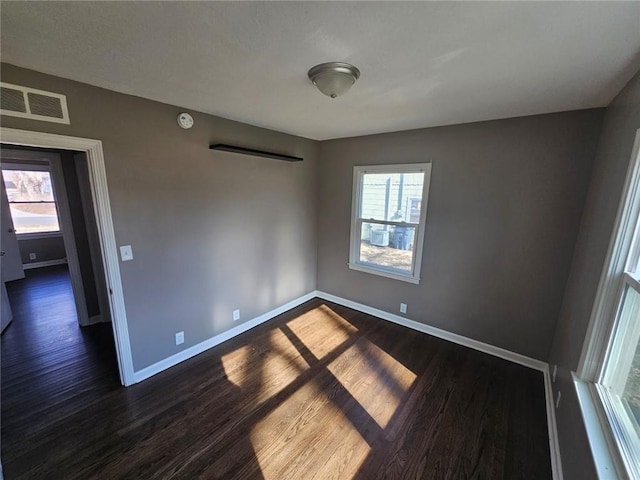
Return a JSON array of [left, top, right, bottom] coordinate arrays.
[[0, 127, 135, 386]]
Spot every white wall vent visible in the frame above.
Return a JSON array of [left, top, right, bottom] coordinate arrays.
[[1, 82, 70, 124]]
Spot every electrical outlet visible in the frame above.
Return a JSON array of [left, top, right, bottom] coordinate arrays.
[[552, 364, 558, 383], [120, 245, 133, 262], [400, 303, 407, 314], [555, 391, 562, 409], [175, 331, 184, 345], [29, 252, 36, 260], [233, 309, 240, 321]]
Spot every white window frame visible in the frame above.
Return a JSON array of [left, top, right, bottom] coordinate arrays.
[[576, 129, 640, 479], [1, 161, 63, 237], [348, 163, 432, 284]]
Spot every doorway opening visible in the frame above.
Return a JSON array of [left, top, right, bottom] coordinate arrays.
[[1, 147, 111, 327], [0, 128, 134, 386], [1, 146, 120, 387]]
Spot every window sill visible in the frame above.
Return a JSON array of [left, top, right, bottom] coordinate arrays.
[[17, 231, 63, 240], [573, 373, 629, 479], [348, 262, 420, 284]]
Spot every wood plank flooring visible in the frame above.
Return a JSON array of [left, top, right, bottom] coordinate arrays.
[[1, 267, 552, 479]]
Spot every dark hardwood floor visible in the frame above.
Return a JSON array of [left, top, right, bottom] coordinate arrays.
[[1, 267, 552, 479]]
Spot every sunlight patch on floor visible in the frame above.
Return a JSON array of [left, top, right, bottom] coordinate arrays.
[[221, 344, 251, 389], [250, 381, 370, 480], [328, 339, 417, 429], [286, 305, 358, 359], [221, 328, 309, 402]]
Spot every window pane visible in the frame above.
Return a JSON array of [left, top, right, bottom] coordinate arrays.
[[360, 172, 424, 223], [359, 222, 415, 272], [621, 285, 640, 430], [2, 169, 55, 202], [8, 202, 60, 234]]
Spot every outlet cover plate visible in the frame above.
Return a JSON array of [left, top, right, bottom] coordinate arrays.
[[120, 245, 133, 262], [175, 331, 184, 345], [233, 309, 240, 321], [400, 303, 407, 314]]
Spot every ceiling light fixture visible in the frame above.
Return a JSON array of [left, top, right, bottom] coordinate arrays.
[[307, 62, 360, 99]]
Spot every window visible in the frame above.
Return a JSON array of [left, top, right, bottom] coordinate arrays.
[[1, 166, 61, 235], [349, 163, 432, 283], [578, 130, 640, 478]]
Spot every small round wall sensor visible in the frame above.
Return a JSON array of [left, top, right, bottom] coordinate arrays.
[[177, 112, 194, 129]]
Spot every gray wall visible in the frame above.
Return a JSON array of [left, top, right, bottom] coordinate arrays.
[[549, 71, 640, 480], [0, 63, 319, 371], [317, 110, 603, 361], [18, 235, 65, 265]]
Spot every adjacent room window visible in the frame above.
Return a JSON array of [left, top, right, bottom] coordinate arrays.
[[2, 166, 61, 235], [578, 130, 640, 478], [349, 163, 432, 283]]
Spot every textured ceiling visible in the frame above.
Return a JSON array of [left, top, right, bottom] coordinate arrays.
[[2, 1, 640, 140]]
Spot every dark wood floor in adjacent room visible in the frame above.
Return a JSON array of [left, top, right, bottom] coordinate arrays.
[[1, 266, 552, 480]]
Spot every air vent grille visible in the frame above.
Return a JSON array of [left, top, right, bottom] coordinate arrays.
[[1, 86, 27, 113], [0, 82, 70, 124], [27, 92, 64, 118]]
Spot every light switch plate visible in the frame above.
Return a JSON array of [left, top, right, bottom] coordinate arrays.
[[120, 245, 133, 262]]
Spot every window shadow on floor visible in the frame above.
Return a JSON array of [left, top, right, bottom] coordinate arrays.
[[2, 294, 552, 479]]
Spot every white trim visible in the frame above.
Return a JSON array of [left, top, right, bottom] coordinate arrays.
[[132, 291, 317, 383], [595, 383, 640, 478], [603, 275, 640, 396], [314, 290, 562, 480], [574, 374, 627, 479], [578, 129, 640, 379], [0, 127, 134, 386], [347, 262, 420, 284], [544, 365, 565, 480], [22, 258, 67, 270]]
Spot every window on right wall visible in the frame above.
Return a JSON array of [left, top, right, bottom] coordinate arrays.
[[579, 129, 640, 478], [348, 163, 432, 284]]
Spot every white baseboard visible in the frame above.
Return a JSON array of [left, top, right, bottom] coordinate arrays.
[[544, 366, 564, 480], [314, 290, 562, 480], [132, 291, 317, 384], [22, 258, 67, 270]]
